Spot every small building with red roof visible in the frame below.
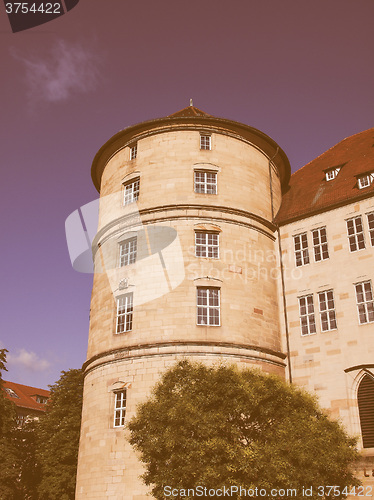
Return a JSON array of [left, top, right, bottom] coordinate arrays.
[[2, 380, 50, 426]]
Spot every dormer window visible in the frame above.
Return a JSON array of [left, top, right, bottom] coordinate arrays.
[[35, 395, 48, 404], [325, 167, 341, 181], [358, 173, 374, 189], [5, 388, 19, 398]]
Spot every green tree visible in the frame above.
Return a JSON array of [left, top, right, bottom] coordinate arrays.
[[14, 418, 41, 500], [0, 349, 21, 500], [37, 368, 84, 500], [129, 360, 360, 499]]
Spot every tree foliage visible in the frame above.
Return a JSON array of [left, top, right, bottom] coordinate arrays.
[[37, 368, 84, 500], [0, 353, 84, 499], [0, 348, 21, 500], [0, 349, 17, 434], [129, 361, 360, 499]]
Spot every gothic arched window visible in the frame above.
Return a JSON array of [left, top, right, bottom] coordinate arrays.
[[358, 374, 374, 448]]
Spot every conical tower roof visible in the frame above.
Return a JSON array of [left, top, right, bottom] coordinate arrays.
[[168, 105, 212, 118]]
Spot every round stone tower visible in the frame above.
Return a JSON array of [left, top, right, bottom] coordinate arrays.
[[75, 105, 291, 499]]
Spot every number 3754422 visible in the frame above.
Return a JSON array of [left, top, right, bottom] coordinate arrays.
[[5, 3, 62, 14]]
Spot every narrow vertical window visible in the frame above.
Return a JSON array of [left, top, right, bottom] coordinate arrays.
[[298, 295, 316, 336], [130, 143, 137, 160], [355, 281, 374, 324], [114, 390, 127, 427], [116, 293, 133, 333], [119, 237, 137, 267], [358, 374, 374, 448], [312, 227, 329, 262], [318, 290, 337, 331], [195, 232, 219, 258], [367, 213, 374, 246], [200, 135, 211, 150], [346, 216, 365, 251], [293, 233, 309, 267], [194, 171, 217, 194], [197, 288, 220, 326], [123, 178, 140, 206]]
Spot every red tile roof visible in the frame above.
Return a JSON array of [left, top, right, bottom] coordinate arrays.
[[276, 128, 374, 225], [2, 380, 50, 413]]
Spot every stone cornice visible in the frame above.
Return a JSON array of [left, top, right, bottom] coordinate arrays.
[[92, 204, 276, 257], [82, 341, 287, 376]]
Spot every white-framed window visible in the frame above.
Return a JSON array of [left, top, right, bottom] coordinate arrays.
[[298, 295, 316, 336], [130, 143, 137, 160], [116, 293, 133, 334], [325, 167, 341, 181], [119, 237, 137, 267], [346, 216, 365, 252], [355, 281, 374, 324], [367, 212, 374, 246], [123, 178, 140, 206], [197, 287, 220, 326], [312, 227, 329, 262], [293, 233, 309, 267], [114, 390, 127, 427], [194, 171, 217, 194], [200, 135, 211, 150], [195, 232, 219, 258], [358, 173, 374, 189], [318, 290, 337, 331]]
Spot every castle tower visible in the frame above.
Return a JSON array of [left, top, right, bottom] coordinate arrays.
[[75, 105, 291, 499]]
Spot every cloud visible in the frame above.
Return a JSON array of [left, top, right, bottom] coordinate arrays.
[[8, 349, 51, 372], [12, 39, 100, 103]]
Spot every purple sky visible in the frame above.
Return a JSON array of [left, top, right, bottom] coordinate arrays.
[[0, 0, 373, 389]]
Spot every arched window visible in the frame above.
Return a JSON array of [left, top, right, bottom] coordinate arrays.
[[358, 373, 374, 448]]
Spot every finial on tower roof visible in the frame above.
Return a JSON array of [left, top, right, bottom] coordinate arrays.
[[190, 98, 193, 106]]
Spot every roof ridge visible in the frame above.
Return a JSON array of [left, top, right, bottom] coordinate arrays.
[[3, 380, 50, 393]]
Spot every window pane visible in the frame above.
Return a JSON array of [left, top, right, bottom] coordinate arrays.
[[313, 228, 329, 261], [123, 179, 140, 205], [195, 232, 219, 259], [116, 293, 133, 333], [347, 217, 365, 252], [197, 288, 220, 326], [114, 390, 127, 427], [299, 295, 315, 335], [356, 282, 374, 324], [294, 233, 309, 266], [194, 171, 217, 194]]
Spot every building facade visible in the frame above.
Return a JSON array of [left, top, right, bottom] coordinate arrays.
[[276, 128, 374, 488], [75, 106, 374, 498]]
